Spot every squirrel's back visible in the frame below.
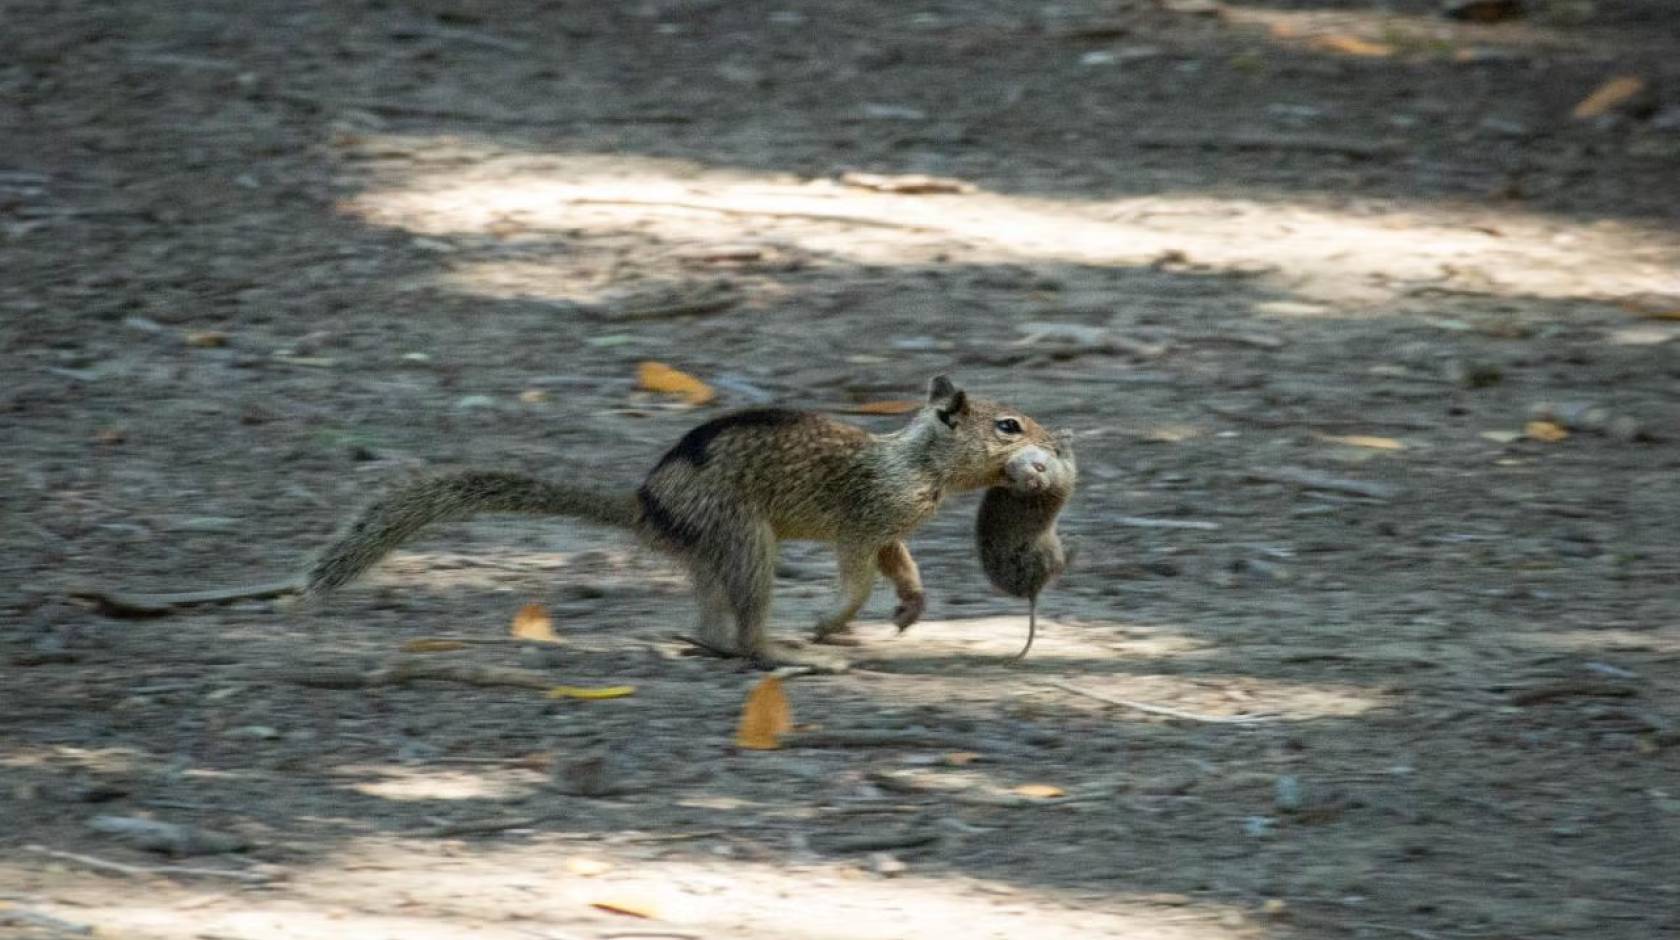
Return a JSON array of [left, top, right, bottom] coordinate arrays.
[[635, 407, 932, 548]]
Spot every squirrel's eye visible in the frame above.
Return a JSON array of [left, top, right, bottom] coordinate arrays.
[[995, 418, 1023, 435]]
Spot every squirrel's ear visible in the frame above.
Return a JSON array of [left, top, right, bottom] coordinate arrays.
[[935, 390, 968, 428], [927, 374, 959, 404]]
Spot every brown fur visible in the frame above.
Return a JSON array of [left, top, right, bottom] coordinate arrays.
[[303, 375, 1053, 668], [975, 430, 1076, 660]]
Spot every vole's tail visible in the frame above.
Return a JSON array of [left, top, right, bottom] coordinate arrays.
[[303, 471, 639, 596]]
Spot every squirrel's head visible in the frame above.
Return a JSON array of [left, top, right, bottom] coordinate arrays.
[[917, 375, 1058, 491]]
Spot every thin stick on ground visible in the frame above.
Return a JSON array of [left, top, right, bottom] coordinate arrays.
[[419, 815, 549, 838], [1242, 467, 1400, 500], [780, 729, 1036, 753], [566, 197, 944, 233], [1045, 680, 1275, 724], [24, 845, 276, 884], [269, 660, 558, 691], [69, 578, 304, 617]]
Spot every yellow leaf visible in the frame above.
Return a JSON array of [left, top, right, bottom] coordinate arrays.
[[945, 751, 981, 766], [636, 361, 715, 405], [591, 896, 660, 919], [564, 856, 613, 877], [838, 399, 921, 415], [547, 685, 636, 700], [1572, 76, 1646, 120], [402, 638, 467, 653], [1318, 434, 1405, 451], [1525, 420, 1569, 443], [185, 330, 229, 348], [1012, 783, 1065, 799], [1310, 34, 1394, 58], [735, 676, 793, 750], [511, 602, 559, 643]]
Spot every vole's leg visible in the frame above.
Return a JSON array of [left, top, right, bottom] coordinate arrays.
[[811, 543, 878, 645], [876, 540, 925, 632]]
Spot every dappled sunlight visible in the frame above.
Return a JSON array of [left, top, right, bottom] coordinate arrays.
[[1221, 3, 1590, 61], [335, 764, 536, 802], [340, 145, 1679, 310], [856, 615, 1386, 721], [1510, 625, 1680, 657], [13, 839, 1252, 940]]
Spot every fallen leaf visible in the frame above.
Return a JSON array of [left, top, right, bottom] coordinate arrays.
[[518, 388, 550, 404], [839, 171, 976, 195], [945, 751, 981, 766], [547, 685, 636, 700], [185, 330, 229, 348], [836, 400, 921, 415], [564, 856, 613, 877], [636, 361, 716, 405], [1480, 430, 1524, 444], [402, 639, 467, 653], [1011, 783, 1066, 799], [676, 245, 766, 263], [1572, 76, 1647, 120], [1317, 434, 1405, 451], [735, 676, 794, 750], [511, 602, 559, 643], [1310, 34, 1394, 57], [1525, 420, 1569, 443], [591, 896, 660, 919]]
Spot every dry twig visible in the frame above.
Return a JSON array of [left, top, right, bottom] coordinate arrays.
[[566, 197, 943, 233], [1243, 467, 1399, 500], [24, 845, 276, 884], [270, 660, 556, 691], [781, 729, 1030, 753], [69, 578, 303, 617]]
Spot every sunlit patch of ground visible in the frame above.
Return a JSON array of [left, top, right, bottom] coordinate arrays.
[[337, 147, 1679, 310], [8, 842, 1252, 940], [851, 615, 1385, 721], [334, 765, 534, 802]]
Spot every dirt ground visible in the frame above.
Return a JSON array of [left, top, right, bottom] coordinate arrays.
[[4, 1, 1679, 938]]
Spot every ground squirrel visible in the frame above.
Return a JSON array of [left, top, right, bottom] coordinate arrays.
[[976, 430, 1076, 660], [304, 375, 1057, 668]]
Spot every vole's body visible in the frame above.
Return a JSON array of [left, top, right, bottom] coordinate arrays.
[[305, 376, 1054, 667], [976, 432, 1076, 659]]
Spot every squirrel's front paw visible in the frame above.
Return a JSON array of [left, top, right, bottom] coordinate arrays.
[[892, 591, 926, 632]]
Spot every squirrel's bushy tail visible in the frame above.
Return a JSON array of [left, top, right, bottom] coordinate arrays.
[[304, 471, 638, 596]]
